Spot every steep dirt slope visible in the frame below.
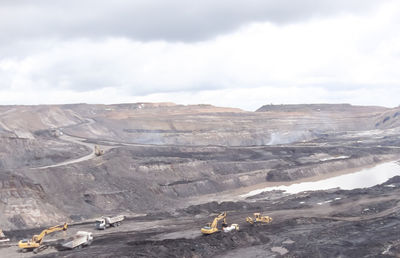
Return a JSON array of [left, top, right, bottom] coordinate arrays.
[[0, 105, 90, 170], [1, 103, 400, 231], [374, 106, 400, 129], [0, 103, 392, 146], [257, 104, 387, 131], [61, 103, 389, 146], [5, 134, 398, 230], [0, 136, 89, 170], [0, 105, 85, 139], [0, 172, 66, 230]]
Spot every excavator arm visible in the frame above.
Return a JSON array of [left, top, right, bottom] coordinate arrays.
[[201, 212, 227, 235], [210, 212, 227, 228], [32, 223, 68, 244], [18, 223, 68, 252]]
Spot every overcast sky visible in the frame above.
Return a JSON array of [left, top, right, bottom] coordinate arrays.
[[1, 0, 399, 110]]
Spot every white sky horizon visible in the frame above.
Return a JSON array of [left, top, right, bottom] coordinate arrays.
[[1, 0, 399, 111]]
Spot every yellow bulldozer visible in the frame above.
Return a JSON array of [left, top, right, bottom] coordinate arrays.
[[18, 223, 68, 253], [246, 213, 273, 225], [201, 212, 229, 235]]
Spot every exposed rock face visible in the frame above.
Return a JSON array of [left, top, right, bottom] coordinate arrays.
[[0, 136, 89, 170], [0, 105, 85, 139], [266, 154, 395, 181], [374, 106, 400, 129], [0, 103, 390, 146], [1, 103, 400, 229], [0, 173, 66, 230]]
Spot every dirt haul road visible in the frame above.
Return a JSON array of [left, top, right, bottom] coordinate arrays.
[[31, 134, 114, 170]]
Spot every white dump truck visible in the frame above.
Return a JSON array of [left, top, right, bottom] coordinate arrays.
[[0, 229, 9, 242], [61, 231, 93, 249], [222, 224, 240, 233], [95, 215, 125, 230]]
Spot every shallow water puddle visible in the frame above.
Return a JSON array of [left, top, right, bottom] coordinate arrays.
[[243, 161, 400, 197]]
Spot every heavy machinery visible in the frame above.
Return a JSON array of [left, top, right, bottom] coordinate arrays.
[[201, 212, 229, 235], [95, 215, 125, 230], [60, 231, 93, 250], [222, 223, 240, 233], [246, 213, 273, 225], [94, 145, 104, 156], [0, 229, 10, 242], [18, 223, 68, 253]]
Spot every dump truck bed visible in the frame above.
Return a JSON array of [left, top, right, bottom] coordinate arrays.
[[107, 215, 125, 224], [61, 231, 92, 249]]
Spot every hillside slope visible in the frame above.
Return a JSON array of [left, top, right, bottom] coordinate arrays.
[[1, 103, 400, 230]]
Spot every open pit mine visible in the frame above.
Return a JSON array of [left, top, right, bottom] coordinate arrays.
[[1, 103, 400, 257]]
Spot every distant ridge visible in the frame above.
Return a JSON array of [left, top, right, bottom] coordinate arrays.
[[256, 103, 388, 112]]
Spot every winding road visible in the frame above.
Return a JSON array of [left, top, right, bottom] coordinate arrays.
[[31, 118, 117, 170], [32, 134, 98, 169]]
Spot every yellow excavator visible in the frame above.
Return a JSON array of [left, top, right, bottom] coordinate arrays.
[[18, 223, 68, 253], [246, 213, 273, 225], [201, 212, 228, 235]]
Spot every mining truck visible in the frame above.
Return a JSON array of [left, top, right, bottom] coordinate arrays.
[[94, 145, 104, 156], [60, 231, 93, 250], [95, 215, 125, 230], [0, 229, 10, 242], [222, 223, 240, 233]]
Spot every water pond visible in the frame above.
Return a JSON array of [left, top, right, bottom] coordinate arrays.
[[243, 161, 400, 197]]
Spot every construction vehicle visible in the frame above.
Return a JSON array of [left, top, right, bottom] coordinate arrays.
[[60, 231, 93, 250], [222, 223, 240, 233], [95, 215, 125, 230], [201, 212, 229, 235], [94, 145, 104, 156], [18, 223, 68, 253], [246, 213, 273, 225], [0, 229, 10, 242]]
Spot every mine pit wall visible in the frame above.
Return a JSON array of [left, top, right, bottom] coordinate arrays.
[[265, 154, 398, 182], [0, 136, 91, 170], [2, 152, 399, 230], [158, 154, 400, 199], [0, 173, 66, 230], [64, 127, 319, 147], [62, 103, 387, 147]]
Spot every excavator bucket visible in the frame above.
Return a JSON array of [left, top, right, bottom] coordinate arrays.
[[201, 211, 228, 235]]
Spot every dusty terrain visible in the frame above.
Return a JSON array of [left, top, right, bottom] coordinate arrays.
[[2, 176, 399, 257], [1, 103, 400, 257]]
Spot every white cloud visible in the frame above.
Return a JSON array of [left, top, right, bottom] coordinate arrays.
[[0, 87, 129, 106], [0, 0, 383, 42], [0, 0, 399, 109]]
